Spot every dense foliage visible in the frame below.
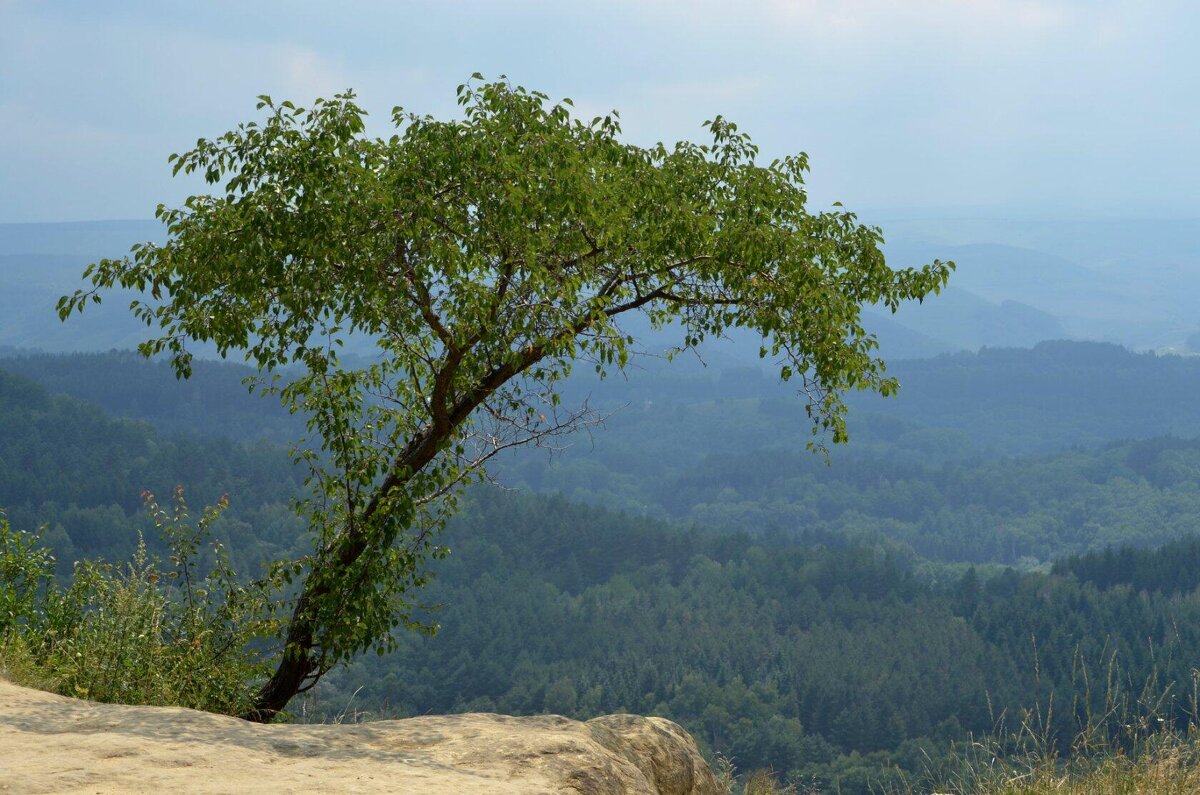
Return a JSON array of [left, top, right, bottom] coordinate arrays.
[[0, 349, 303, 443], [0, 367, 305, 570], [846, 341, 1200, 454], [13, 345, 1200, 571], [58, 78, 952, 719], [517, 433, 1200, 564]]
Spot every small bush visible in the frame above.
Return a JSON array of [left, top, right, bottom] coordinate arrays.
[[0, 514, 53, 635], [713, 755, 803, 795], [0, 489, 277, 715]]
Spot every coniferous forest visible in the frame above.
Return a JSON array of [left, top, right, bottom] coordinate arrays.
[[7, 344, 1200, 791]]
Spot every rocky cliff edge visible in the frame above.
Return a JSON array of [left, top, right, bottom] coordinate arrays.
[[0, 678, 722, 794]]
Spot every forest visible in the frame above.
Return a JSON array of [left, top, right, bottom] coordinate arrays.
[[6, 343, 1200, 791]]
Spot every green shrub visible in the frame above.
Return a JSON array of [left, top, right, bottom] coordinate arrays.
[[0, 489, 278, 715], [0, 514, 53, 635]]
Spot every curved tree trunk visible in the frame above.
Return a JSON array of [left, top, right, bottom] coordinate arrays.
[[242, 401, 463, 721], [243, 491, 397, 722], [242, 600, 318, 722], [242, 326, 609, 721], [242, 462, 420, 722]]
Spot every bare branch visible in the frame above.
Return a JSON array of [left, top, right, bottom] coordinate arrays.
[[414, 398, 607, 507]]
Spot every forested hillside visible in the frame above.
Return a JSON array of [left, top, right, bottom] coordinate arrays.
[[0, 368, 305, 571], [317, 492, 1200, 791], [846, 341, 1200, 453], [516, 435, 1200, 564], [0, 349, 303, 443], [8, 347, 1200, 791], [11, 346, 1200, 569], [9, 340, 1200, 460]]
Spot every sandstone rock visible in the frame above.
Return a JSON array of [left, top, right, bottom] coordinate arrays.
[[0, 678, 722, 794], [586, 715, 720, 795]]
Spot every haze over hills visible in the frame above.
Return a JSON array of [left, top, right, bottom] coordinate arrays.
[[863, 286, 1064, 357], [6, 339, 1200, 462], [878, 215, 1200, 351], [7, 217, 1199, 358], [0, 220, 160, 352], [0, 253, 149, 352]]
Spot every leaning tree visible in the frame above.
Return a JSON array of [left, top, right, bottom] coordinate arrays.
[[59, 77, 951, 721]]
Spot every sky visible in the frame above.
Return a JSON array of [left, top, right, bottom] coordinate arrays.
[[2, 0, 1198, 223]]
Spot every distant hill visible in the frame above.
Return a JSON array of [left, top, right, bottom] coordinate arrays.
[[878, 216, 1200, 350], [0, 253, 149, 351], [848, 340, 1200, 453], [0, 221, 160, 352], [0, 219, 1075, 360], [0, 349, 303, 443], [7, 340, 1200, 462], [10, 215, 1199, 353], [866, 286, 1064, 357], [885, 240, 1145, 345], [0, 366, 303, 569]]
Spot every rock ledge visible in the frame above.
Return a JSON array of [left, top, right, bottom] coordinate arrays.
[[0, 678, 721, 794]]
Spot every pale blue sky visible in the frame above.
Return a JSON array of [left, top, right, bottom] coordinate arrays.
[[2, 0, 1197, 222]]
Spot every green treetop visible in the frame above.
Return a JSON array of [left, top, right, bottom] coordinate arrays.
[[59, 76, 952, 720]]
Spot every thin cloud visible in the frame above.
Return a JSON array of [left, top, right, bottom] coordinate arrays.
[[1, 0, 1197, 220]]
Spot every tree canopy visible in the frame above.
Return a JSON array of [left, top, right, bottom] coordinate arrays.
[[59, 76, 951, 720]]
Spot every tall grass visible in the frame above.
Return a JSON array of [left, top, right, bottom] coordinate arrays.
[[714, 755, 805, 794], [901, 648, 1200, 795], [0, 489, 277, 715], [713, 648, 1200, 794], [913, 719, 1200, 794]]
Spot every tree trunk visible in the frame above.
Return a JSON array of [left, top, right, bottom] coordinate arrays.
[[241, 442, 428, 722], [242, 600, 317, 722], [241, 356, 543, 721]]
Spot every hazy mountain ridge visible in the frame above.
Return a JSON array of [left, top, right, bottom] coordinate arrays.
[[865, 285, 1065, 357], [879, 216, 1200, 350], [9, 338, 1200, 463], [0, 218, 1148, 360]]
